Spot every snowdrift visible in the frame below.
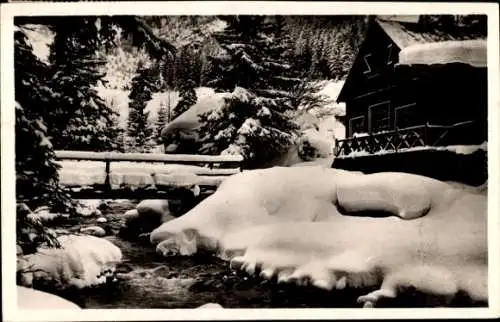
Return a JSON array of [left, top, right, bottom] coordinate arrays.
[[17, 286, 81, 310], [17, 235, 122, 290], [150, 167, 487, 307]]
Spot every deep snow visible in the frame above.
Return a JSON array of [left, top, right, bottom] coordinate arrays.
[[150, 166, 487, 307], [17, 235, 122, 290]]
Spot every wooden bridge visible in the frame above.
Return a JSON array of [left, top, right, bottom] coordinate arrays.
[[55, 151, 243, 199]]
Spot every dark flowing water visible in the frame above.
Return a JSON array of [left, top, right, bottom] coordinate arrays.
[[52, 200, 484, 309]]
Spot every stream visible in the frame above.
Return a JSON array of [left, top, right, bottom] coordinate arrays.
[[49, 199, 483, 309]]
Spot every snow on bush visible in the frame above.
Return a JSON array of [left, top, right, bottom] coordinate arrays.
[[150, 167, 487, 307], [17, 286, 81, 310], [298, 129, 335, 161], [18, 24, 54, 64], [17, 234, 122, 290]]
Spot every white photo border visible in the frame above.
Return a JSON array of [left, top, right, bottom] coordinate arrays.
[[2, 1, 499, 321]]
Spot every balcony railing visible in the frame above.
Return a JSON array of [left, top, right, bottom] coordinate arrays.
[[334, 120, 484, 157]]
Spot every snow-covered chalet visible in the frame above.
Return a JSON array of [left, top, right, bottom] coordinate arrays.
[[333, 15, 488, 186]]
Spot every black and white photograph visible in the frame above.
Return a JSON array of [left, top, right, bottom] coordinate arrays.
[[1, 1, 499, 321]]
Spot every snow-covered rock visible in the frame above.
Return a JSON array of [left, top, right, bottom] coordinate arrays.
[[17, 286, 81, 310], [75, 200, 103, 217], [27, 209, 61, 223], [136, 199, 172, 223], [120, 200, 176, 239], [17, 235, 122, 290], [150, 167, 487, 307], [80, 226, 106, 237], [96, 217, 108, 223]]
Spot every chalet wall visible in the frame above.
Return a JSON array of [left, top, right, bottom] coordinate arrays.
[[341, 20, 488, 140], [416, 64, 488, 126], [332, 149, 487, 186]]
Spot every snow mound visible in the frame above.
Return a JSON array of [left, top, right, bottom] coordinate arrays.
[[17, 286, 81, 310], [17, 235, 122, 290], [150, 167, 487, 307], [196, 303, 223, 309], [398, 39, 487, 67]]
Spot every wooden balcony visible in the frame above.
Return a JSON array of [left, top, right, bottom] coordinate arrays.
[[334, 120, 484, 157]]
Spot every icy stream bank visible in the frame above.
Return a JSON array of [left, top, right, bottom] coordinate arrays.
[[36, 197, 485, 309]]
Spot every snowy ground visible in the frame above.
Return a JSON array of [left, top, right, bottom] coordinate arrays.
[[149, 167, 488, 308]]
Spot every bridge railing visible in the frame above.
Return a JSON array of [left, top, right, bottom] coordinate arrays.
[[54, 151, 244, 198]]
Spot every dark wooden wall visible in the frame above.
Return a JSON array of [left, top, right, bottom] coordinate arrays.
[[332, 149, 487, 186], [341, 21, 487, 140], [342, 22, 402, 136]]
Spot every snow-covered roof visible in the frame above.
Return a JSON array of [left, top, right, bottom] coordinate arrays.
[[376, 18, 486, 49], [398, 39, 487, 67], [338, 17, 487, 102]]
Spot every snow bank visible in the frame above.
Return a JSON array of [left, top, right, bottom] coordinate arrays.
[[17, 286, 81, 310], [398, 39, 487, 68], [150, 167, 487, 307], [17, 235, 122, 290]]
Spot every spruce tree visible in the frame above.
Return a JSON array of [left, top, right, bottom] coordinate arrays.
[[173, 79, 197, 119], [155, 100, 170, 143], [127, 61, 159, 152], [47, 18, 121, 151], [14, 27, 74, 213], [198, 16, 303, 168]]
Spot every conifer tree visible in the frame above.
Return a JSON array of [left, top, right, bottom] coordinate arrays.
[[198, 16, 304, 168], [173, 79, 197, 119], [127, 61, 159, 152], [155, 100, 170, 143], [14, 27, 74, 213], [47, 18, 121, 151]]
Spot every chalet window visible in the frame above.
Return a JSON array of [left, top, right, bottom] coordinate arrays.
[[368, 101, 391, 133], [394, 103, 419, 129], [349, 116, 366, 137]]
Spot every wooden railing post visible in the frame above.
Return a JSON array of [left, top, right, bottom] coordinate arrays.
[[395, 127, 399, 152], [424, 123, 428, 146], [104, 159, 111, 191]]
